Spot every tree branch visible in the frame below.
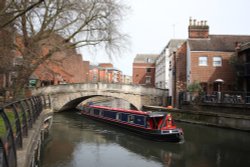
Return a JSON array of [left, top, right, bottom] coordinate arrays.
[[0, 0, 45, 29]]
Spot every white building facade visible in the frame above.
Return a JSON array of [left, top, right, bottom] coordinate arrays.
[[155, 48, 169, 89], [155, 39, 185, 105]]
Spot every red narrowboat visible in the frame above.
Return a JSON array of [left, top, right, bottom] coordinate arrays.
[[79, 105, 184, 142]]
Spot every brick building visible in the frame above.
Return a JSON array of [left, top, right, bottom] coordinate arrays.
[[235, 42, 250, 96], [133, 54, 158, 87], [155, 39, 185, 105], [173, 18, 250, 107], [1, 33, 88, 89], [33, 51, 86, 86], [98, 63, 113, 83], [82, 61, 90, 83], [88, 63, 123, 83], [107, 68, 122, 83], [88, 65, 99, 83], [32, 34, 87, 86]]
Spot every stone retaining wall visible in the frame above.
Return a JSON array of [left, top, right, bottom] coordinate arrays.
[[143, 106, 250, 131], [17, 109, 53, 167]]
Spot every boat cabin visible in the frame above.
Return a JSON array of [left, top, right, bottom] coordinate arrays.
[[83, 105, 176, 130]]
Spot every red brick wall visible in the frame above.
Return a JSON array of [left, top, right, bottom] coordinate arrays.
[[174, 42, 188, 107], [35, 51, 86, 85], [34, 51, 86, 84], [133, 63, 155, 87], [89, 68, 99, 83], [176, 42, 187, 91], [82, 61, 90, 83], [99, 70, 107, 83], [117, 71, 122, 83], [99, 63, 113, 68], [190, 51, 236, 92], [188, 26, 209, 38], [61, 53, 85, 83]]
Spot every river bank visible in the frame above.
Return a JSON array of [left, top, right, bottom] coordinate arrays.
[[143, 105, 250, 131]]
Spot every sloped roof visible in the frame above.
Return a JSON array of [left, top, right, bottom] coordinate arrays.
[[89, 65, 99, 70], [160, 39, 185, 55], [133, 54, 159, 63], [167, 39, 186, 49], [188, 35, 250, 52], [239, 41, 250, 51]]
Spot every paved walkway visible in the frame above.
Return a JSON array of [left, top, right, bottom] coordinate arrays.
[[17, 108, 53, 167]]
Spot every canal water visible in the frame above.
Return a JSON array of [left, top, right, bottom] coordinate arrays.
[[41, 99, 250, 167]]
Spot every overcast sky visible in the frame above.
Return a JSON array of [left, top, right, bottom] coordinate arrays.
[[81, 0, 250, 76]]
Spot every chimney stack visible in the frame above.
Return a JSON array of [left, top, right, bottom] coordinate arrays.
[[201, 20, 203, 26], [189, 17, 192, 26], [188, 18, 209, 39]]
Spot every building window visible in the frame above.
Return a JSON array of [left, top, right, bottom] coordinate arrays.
[[146, 58, 151, 63], [13, 57, 23, 66], [213, 56, 222, 67], [199, 56, 208, 66], [146, 68, 151, 73], [145, 76, 151, 84]]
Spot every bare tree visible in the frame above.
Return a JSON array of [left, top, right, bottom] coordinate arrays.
[[1, 0, 128, 97], [0, 0, 16, 100], [0, 0, 45, 29]]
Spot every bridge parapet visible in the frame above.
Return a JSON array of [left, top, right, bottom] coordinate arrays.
[[32, 83, 168, 111], [33, 83, 167, 96]]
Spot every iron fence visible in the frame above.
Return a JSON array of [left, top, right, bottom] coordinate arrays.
[[0, 95, 50, 167], [202, 91, 250, 104]]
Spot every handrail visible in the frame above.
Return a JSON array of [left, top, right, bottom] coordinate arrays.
[[0, 95, 51, 167], [202, 91, 250, 104]]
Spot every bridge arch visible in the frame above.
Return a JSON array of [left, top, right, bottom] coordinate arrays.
[[58, 94, 139, 111], [31, 83, 168, 111]]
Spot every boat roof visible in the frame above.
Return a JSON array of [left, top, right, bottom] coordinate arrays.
[[89, 105, 167, 117], [148, 112, 166, 117]]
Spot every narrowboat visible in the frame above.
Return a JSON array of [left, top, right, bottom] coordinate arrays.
[[79, 105, 184, 142]]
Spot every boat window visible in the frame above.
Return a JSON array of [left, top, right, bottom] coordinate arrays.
[[104, 110, 116, 119], [94, 109, 99, 115], [85, 107, 90, 113], [99, 110, 103, 116], [116, 113, 122, 120], [133, 115, 145, 126], [90, 108, 94, 115], [128, 115, 135, 123]]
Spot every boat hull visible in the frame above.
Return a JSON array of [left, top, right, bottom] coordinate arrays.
[[80, 111, 184, 142]]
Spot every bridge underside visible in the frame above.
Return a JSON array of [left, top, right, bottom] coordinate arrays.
[[60, 95, 99, 111], [51, 91, 148, 112], [58, 95, 138, 112]]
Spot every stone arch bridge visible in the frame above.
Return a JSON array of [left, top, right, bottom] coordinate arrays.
[[32, 83, 168, 111]]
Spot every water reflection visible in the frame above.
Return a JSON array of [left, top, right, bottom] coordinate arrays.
[[42, 112, 186, 167], [92, 98, 132, 109], [42, 99, 250, 167]]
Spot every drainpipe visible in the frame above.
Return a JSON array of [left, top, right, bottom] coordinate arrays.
[[173, 51, 177, 107]]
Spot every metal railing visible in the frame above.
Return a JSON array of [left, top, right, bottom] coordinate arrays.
[[0, 95, 51, 167], [202, 91, 250, 104], [180, 91, 250, 106]]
